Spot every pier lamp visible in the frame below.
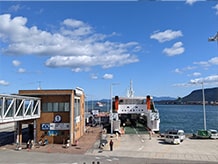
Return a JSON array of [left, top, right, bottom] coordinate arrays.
[[190, 81, 207, 130], [201, 82, 207, 130]]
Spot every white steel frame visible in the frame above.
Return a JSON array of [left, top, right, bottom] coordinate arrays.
[[0, 94, 41, 123]]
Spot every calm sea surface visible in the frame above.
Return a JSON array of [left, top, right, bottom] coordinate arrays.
[[157, 105, 218, 133]]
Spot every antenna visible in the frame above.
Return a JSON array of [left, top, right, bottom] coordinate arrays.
[[127, 80, 134, 97], [37, 81, 42, 90]]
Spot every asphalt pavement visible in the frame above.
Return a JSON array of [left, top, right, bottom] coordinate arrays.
[[86, 133, 218, 164], [0, 126, 218, 164]]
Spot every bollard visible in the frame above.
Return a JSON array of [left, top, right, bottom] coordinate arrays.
[[97, 161, 100, 164]]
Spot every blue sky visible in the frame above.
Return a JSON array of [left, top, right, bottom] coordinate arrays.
[[1, 0, 218, 100]]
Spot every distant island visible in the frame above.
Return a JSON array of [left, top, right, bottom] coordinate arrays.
[[155, 87, 218, 105]]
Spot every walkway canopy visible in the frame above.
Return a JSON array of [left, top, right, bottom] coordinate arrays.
[[0, 94, 41, 123]]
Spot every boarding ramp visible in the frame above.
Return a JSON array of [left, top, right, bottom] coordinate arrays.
[[0, 94, 40, 123]]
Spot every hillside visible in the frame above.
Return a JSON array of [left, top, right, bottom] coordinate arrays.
[[155, 87, 218, 105], [182, 87, 218, 102]]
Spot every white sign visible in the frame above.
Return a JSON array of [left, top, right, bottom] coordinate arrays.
[[49, 123, 70, 130], [92, 110, 99, 115], [54, 115, 62, 123], [75, 116, 80, 123]]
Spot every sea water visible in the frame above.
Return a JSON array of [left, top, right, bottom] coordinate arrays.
[[88, 103, 218, 134], [157, 105, 218, 133]]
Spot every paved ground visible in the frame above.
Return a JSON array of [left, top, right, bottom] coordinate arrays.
[[87, 133, 218, 163], [1, 126, 218, 163], [2, 126, 102, 154]]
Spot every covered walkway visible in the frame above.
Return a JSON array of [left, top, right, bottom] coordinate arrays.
[[0, 94, 41, 145]]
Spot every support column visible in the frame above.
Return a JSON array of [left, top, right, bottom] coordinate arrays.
[[16, 122, 22, 145], [33, 120, 37, 143], [15, 122, 19, 144], [19, 122, 22, 145]]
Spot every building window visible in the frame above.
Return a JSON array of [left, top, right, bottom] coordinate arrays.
[[74, 97, 81, 123], [53, 103, 58, 112], [42, 102, 70, 112]]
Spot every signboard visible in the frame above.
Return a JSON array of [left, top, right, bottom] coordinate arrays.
[[92, 110, 99, 115], [41, 123, 70, 131], [54, 115, 62, 123], [41, 123, 50, 130], [75, 116, 80, 123], [48, 130, 59, 136], [50, 123, 70, 130]]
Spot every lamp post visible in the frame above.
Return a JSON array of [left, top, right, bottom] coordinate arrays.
[[201, 82, 207, 130], [191, 81, 207, 130], [110, 83, 119, 134]]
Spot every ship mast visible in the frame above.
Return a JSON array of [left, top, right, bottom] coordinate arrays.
[[127, 80, 134, 97]]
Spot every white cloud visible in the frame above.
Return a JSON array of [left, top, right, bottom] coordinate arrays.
[[163, 42, 185, 56], [9, 4, 22, 12], [150, 30, 183, 43], [91, 74, 98, 80], [102, 73, 113, 79], [213, 3, 218, 15], [192, 72, 201, 77], [189, 75, 218, 85], [0, 80, 9, 86], [18, 68, 26, 73], [0, 14, 139, 71], [209, 57, 218, 65], [174, 66, 196, 74], [204, 75, 218, 83], [174, 68, 182, 74], [12, 60, 21, 66], [194, 57, 218, 67], [174, 75, 218, 87], [185, 0, 198, 5], [45, 53, 138, 69]]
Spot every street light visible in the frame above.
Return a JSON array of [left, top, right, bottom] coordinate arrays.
[[201, 82, 207, 130], [110, 83, 119, 134], [191, 81, 207, 130]]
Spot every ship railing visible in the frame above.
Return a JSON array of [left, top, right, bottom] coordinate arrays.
[[148, 110, 159, 121]]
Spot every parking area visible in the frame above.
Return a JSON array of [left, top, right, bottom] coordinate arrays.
[[87, 133, 218, 163]]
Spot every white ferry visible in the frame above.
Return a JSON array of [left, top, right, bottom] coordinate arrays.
[[111, 81, 160, 133]]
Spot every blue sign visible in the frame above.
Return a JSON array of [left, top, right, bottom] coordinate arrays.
[[41, 123, 50, 130], [48, 130, 59, 136]]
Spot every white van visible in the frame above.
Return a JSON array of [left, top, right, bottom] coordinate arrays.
[[165, 134, 180, 144], [165, 129, 185, 142], [209, 129, 218, 139]]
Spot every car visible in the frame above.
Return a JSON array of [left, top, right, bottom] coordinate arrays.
[[193, 130, 211, 139], [209, 129, 218, 139], [165, 134, 181, 145], [165, 129, 185, 142]]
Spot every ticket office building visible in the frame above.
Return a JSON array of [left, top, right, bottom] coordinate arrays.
[[19, 89, 85, 145]]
